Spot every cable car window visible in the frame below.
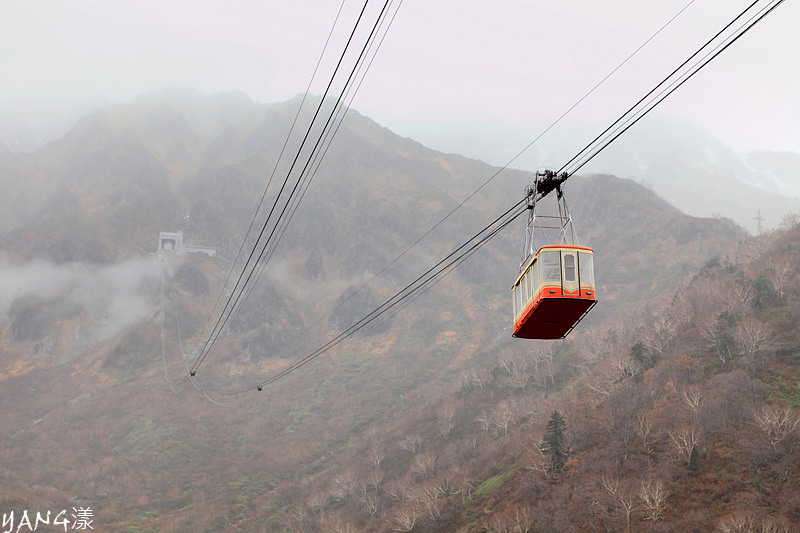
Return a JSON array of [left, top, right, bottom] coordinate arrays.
[[541, 251, 560, 283], [563, 253, 576, 282], [533, 259, 538, 296], [579, 252, 594, 285], [522, 273, 528, 302], [515, 283, 521, 316], [512, 288, 517, 318], [526, 269, 533, 301]]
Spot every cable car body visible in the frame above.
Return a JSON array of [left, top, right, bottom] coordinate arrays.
[[512, 244, 596, 339], [512, 170, 597, 339]]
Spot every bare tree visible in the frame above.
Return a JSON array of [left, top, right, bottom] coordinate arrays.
[[760, 514, 792, 533], [519, 393, 546, 422], [497, 351, 515, 376], [726, 236, 776, 272], [392, 507, 421, 532], [483, 515, 513, 533], [456, 370, 487, 395], [529, 343, 557, 388], [735, 318, 773, 373], [431, 473, 463, 498], [602, 394, 637, 467], [601, 474, 636, 532], [366, 468, 384, 492], [638, 480, 668, 522], [671, 290, 696, 329], [369, 444, 385, 468], [754, 405, 800, 451], [767, 258, 793, 299], [781, 210, 800, 230], [408, 483, 442, 520], [307, 490, 329, 513], [721, 511, 755, 532], [645, 313, 676, 357], [600, 473, 619, 497], [358, 485, 380, 517], [399, 435, 423, 454], [731, 280, 754, 317], [522, 437, 549, 474], [471, 371, 489, 389], [459, 475, 476, 503], [464, 434, 480, 457], [491, 400, 518, 436], [718, 510, 792, 533], [669, 426, 701, 462], [411, 450, 437, 479], [512, 504, 534, 533], [617, 490, 636, 533], [330, 470, 357, 502], [588, 352, 638, 399], [503, 355, 531, 390], [385, 478, 410, 502], [456, 371, 474, 395], [476, 411, 493, 434], [576, 326, 615, 365], [506, 369, 530, 391], [287, 504, 309, 532], [681, 386, 704, 424], [700, 311, 735, 364], [438, 406, 456, 436], [321, 512, 358, 533]]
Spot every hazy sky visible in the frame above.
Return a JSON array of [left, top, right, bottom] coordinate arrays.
[[2, 0, 798, 158]]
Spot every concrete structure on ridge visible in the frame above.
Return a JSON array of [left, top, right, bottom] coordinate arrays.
[[157, 231, 216, 258]]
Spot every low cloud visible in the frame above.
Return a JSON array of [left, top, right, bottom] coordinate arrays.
[[0, 256, 172, 350]]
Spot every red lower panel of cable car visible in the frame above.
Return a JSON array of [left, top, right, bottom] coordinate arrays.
[[513, 296, 597, 340]]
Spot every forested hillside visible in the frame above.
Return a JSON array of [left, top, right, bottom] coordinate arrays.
[[254, 219, 800, 532], [1, 90, 784, 532]]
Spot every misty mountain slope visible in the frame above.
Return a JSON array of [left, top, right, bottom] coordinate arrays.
[[243, 219, 800, 533], [0, 140, 11, 162], [0, 89, 266, 259], [747, 149, 800, 198], [417, 115, 800, 234], [588, 118, 800, 233], [0, 91, 756, 531], [568, 174, 748, 313], [1, 132, 181, 263]]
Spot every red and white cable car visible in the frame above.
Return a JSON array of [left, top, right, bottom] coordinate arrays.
[[512, 171, 597, 339]]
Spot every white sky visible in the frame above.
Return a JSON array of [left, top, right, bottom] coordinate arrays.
[[1, 0, 798, 159]]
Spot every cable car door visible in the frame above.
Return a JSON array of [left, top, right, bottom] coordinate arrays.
[[561, 251, 579, 297]]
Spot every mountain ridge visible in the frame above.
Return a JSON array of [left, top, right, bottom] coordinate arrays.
[[0, 89, 774, 532]]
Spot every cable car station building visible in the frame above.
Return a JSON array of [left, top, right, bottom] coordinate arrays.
[[157, 231, 217, 258]]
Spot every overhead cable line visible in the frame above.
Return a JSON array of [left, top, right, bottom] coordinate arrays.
[[232, 0, 786, 392], [169, 296, 256, 405], [193, 0, 350, 358], [180, 0, 359, 384], [233, 0, 405, 325], [241, 175, 572, 393], [252, 0, 699, 351], [189, 0, 397, 377], [191, 0, 375, 373], [558, 0, 780, 176], [183, 0, 784, 398], [504, 0, 699, 174], [194, 0, 394, 367], [245, 198, 530, 392]]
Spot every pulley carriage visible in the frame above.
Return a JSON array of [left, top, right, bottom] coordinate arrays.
[[512, 171, 597, 339]]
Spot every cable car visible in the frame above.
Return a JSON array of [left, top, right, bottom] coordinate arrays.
[[512, 170, 597, 339], [512, 244, 596, 339]]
